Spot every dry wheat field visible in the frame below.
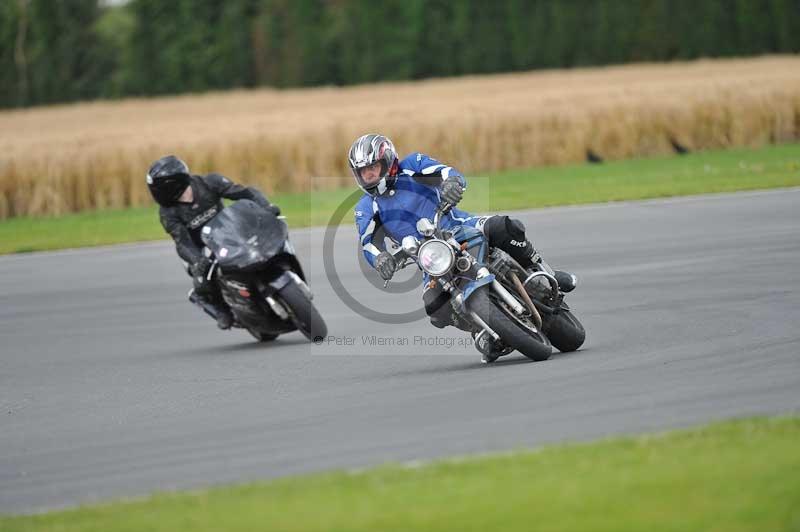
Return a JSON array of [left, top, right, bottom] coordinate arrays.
[[0, 55, 798, 219]]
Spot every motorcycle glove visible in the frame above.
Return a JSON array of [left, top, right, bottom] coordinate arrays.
[[375, 251, 397, 281], [191, 257, 213, 280], [440, 177, 464, 209]]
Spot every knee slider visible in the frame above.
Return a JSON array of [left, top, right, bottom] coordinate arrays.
[[484, 215, 529, 245], [482, 215, 508, 242], [505, 217, 527, 240], [423, 287, 451, 317]]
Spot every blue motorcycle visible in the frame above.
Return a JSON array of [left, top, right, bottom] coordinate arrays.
[[389, 205, 585, 362]]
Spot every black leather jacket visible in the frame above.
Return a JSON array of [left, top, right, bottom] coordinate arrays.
[[159, 173, 272, 264]]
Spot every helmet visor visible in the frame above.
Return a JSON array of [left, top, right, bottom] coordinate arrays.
[[149, 174, 190, 205], [355, 160, 388, 188]]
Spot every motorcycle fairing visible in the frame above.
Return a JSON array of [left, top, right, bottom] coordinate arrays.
[[201, 200, 288, 272], [266, 270, 298, 292]]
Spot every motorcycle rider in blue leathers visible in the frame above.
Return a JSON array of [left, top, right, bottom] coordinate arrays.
[[349, 133, 577, 362]]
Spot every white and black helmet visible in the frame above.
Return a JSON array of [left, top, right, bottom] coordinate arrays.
[[348, 133, 398, 196]]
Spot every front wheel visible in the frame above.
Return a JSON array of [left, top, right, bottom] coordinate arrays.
[[277, 281, 328, 342], [467, 286, 551, 362]]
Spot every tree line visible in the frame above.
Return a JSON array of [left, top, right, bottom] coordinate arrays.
[[2, 0, 798, 108]]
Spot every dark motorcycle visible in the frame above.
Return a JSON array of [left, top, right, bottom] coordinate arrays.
[[192, 199, 327, 342], [389, 205, 585, 362]]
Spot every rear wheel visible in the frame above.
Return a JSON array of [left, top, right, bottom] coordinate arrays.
[[546, 308, 585, 353], [467, 286, 551, 362], [277, 281, 328, 342]]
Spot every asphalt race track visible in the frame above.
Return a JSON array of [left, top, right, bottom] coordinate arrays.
[[1, 189, 799, 513]]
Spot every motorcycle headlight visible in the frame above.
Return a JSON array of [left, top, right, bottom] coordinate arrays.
[[417, 239, 455, 276]]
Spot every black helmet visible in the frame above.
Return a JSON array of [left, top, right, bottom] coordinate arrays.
[[146, 155, 190, 206], [348, 134, 398, 196]]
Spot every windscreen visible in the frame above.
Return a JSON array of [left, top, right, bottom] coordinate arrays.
[[201, 200, 287, 271]]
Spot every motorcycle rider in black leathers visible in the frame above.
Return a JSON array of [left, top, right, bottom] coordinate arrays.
[[146, 155, 280, 329]]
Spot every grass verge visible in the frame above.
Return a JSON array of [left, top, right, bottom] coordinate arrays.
[[2, 417, 798, 531], [1, 143, 799, 255]]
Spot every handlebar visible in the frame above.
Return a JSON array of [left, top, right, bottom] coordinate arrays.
[[433, 203, 450, 230]]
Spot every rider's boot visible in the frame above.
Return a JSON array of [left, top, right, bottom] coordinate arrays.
[[527, 250, 577, 294], [484, 216, 578, 294], [513, 244, 578, 295], [429, 310, 472, 332], [424, 284, 473, 332], [215, 308, 234, 330], [189, 289, 234, 330], [472, 330, 503, 364], [552, 270, 577, 293], [523, 255, 578, 296]]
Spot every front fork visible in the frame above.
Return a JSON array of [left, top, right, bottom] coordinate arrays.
[[255, 270, 314, 321]]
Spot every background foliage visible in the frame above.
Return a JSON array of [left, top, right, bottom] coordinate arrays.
[[1, 55, 798, 218], [2, 0, 799, 108]]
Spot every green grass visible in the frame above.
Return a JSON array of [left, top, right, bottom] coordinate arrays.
[[2, 417, 798, 531], [2, 143, 799, 254]]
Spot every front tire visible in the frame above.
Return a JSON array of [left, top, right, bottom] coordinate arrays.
[[277, 281, 328, 342], [467, 286, 551, 362]]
